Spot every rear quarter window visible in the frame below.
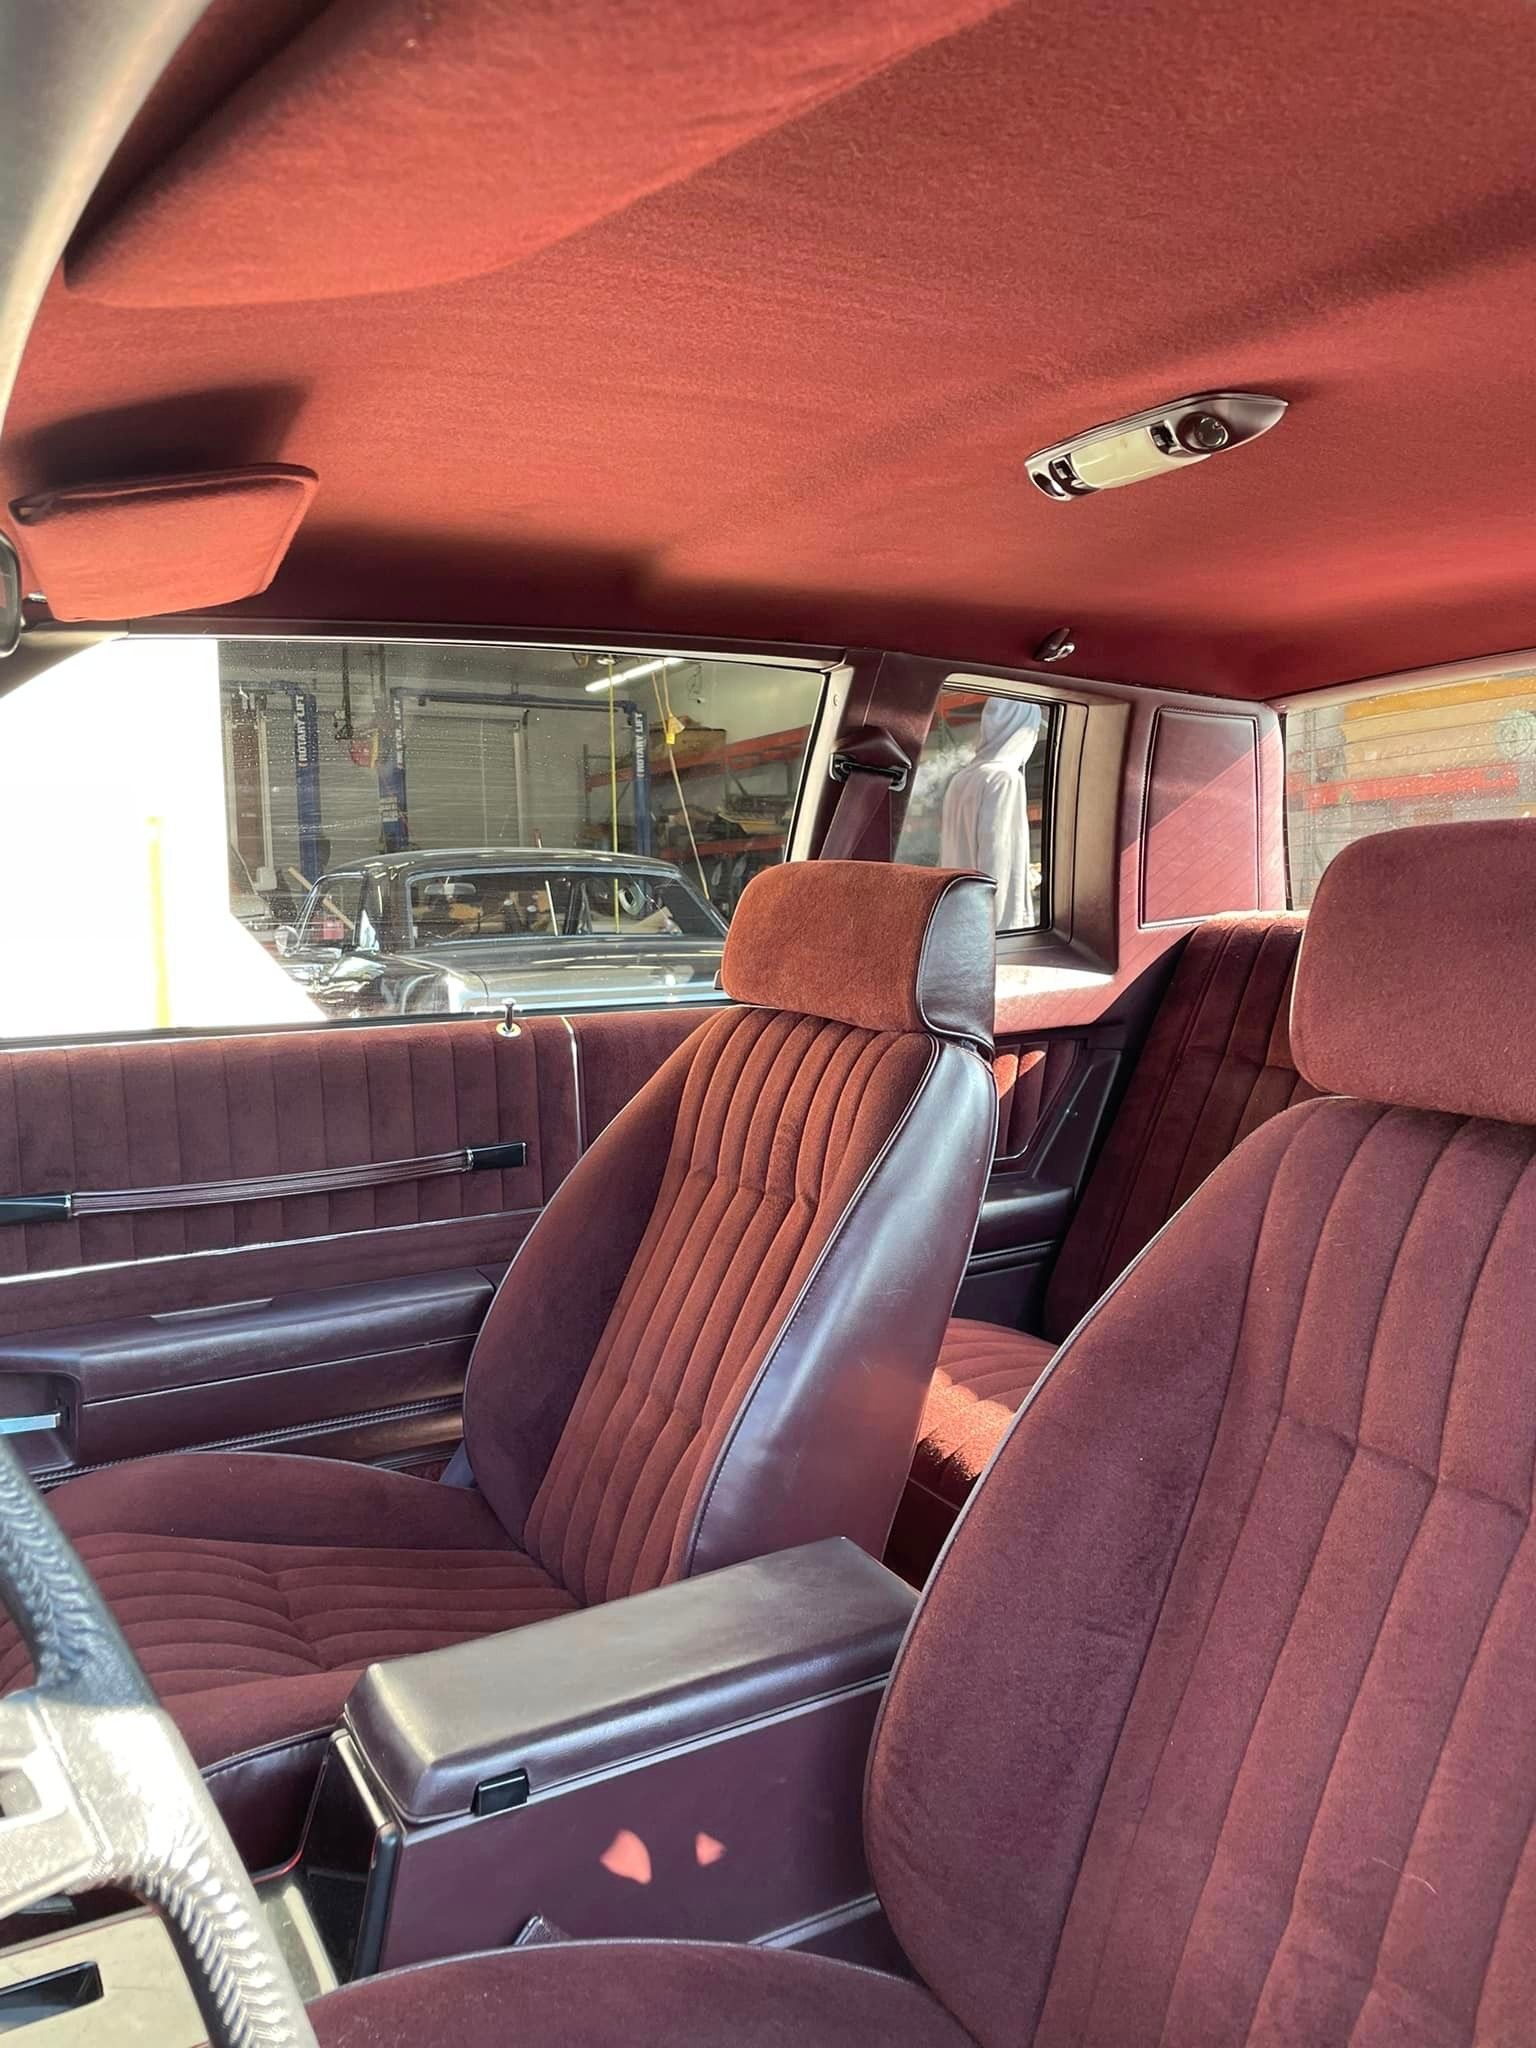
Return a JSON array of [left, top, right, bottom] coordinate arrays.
[[1285, 668, 1536, 907]]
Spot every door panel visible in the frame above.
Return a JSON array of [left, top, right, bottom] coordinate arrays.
[[2, 1268, 492, 1483], [0, 1019, 571, 1286], [0, 1007, 714, 1478], [991, 1034, 1087, 1163], [957, 1025, 1128, 1329], [0, 995, 1128, 1486]]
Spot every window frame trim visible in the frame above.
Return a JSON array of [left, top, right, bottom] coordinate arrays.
[[1269, 643, 1536, 715], [295, 869, 367, 950]]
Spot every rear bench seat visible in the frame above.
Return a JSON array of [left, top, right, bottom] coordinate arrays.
[[891, 913, 1313, 1578]]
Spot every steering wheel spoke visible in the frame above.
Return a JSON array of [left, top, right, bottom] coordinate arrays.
[[0, 1692, 106, 1909]]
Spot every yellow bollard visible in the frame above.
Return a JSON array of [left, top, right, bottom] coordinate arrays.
[[146, 815, 172, 1027]]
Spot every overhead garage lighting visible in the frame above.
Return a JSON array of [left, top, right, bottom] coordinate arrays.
[[1026, 392, 1286, 501], [584, 656, 685, 693]]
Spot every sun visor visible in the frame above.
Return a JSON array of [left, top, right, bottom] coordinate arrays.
[[8, 466, 317, 622], [63, 0, 1004, 308]]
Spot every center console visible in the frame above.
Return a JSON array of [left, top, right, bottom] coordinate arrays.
[[0, 1539, 914, 2025], [298, 1538, 915, 1978]]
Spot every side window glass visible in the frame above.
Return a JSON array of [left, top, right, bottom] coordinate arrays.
[[1285, 668, 1536, 907], [898, 684, 1055, 929], [0, 638, 822, 1039]]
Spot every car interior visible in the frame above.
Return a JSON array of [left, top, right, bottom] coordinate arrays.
[[1, 4, 1535, 2046]]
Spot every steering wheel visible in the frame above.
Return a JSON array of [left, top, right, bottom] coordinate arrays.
[[0, 1439, 317, 2047]]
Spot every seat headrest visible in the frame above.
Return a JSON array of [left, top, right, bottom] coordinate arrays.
[[1290, 819, 1536, 1124], [722, 861, 996, 1045]]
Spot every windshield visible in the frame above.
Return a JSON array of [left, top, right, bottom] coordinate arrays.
[[405, 867, 722, 943]]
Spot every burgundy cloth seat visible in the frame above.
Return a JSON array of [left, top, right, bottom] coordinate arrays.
[[909, 1315, 1057, 1521], [0, 1452, 580, 1864], [309, 819, 1536, 2045], [312, 1942, 970, 2048], [899, 912, 1312, 1568], [0, 861, 997, 1869]]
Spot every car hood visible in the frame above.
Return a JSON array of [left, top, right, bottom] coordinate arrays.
[[314, 936, 725, 1007], [390, 936, 716, 972]]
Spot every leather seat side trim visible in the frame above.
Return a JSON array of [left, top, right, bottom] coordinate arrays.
[[681, 1037, 997, 1576]]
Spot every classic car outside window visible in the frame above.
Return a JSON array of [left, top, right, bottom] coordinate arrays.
[[0, 636, 823, 1040], [288, 857, 735, 1019]]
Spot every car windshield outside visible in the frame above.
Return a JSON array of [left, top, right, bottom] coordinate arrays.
[[401, 864, 722, 945]]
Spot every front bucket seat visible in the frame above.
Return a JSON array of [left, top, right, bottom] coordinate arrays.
[[313, 819, 1536, 2046], [0, 860, 998, 1867]]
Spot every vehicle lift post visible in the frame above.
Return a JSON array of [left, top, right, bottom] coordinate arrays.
[[221, 677, 325, 888]]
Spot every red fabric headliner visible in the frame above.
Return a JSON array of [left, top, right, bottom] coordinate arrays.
[[67, 0, 1006, 308], [5, 0, 1536, 697]]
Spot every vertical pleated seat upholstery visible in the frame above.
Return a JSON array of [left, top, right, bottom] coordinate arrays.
[[876, 1096, 1536, 2045], [309, 821, 1536, 2047], [1, 860, 998, 1868], [869, 822, 1536, 2047], [521, 1006, 935, 1605], [902, 915, 1315, 1569]]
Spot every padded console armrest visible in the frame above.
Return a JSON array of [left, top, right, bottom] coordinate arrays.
[[346, 1538, 914, 1825]]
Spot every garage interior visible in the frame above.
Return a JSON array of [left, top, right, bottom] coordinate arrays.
[[219, 642, 825, 922]]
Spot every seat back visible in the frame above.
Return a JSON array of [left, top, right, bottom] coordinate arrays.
[[1042, 910, 1313, 1340], [463, 861, 998, 1606], [867, 822, 1536, 2047]]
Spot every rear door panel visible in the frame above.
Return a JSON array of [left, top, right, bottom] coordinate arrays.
[[991, 1034, 1089, 1166], [956, 1023, 1129, 1330]]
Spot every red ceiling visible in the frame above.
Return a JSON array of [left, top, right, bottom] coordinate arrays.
[[6, 0, 1536, 699]]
